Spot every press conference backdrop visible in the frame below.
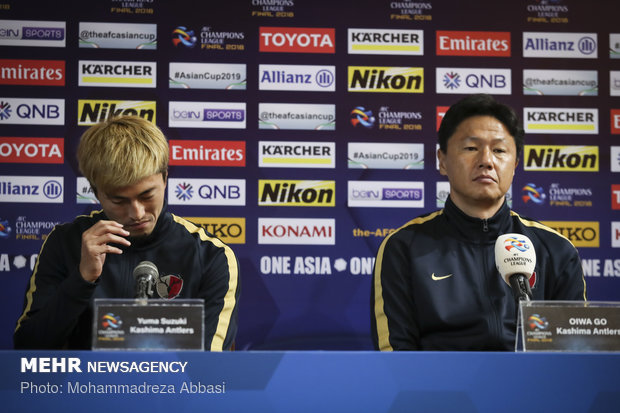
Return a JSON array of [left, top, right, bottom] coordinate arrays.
[[0, 0, 618, 350]]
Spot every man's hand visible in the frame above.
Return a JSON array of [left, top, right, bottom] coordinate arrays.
[[79, 220, 130, 283]]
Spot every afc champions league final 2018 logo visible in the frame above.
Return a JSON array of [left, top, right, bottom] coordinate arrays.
[[172, 26, 197, 48], [350, 106, 375, 128], [101, 313, 122, 330]]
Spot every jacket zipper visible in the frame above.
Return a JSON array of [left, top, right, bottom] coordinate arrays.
[[482, 222, 502, 346]]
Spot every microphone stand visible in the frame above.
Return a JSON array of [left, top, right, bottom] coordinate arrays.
[[508, 274, 532, 351]]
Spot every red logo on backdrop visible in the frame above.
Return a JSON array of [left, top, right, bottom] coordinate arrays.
[[611, 109, 620, 135], [436, 31, 511, 57], [0, 59, 65, 86], [0, 137, 64, 163], [612, 185, 620, 210], [169, 140, 245, 166], [436, 106, 449, 131], [259, 27, 335, 53]]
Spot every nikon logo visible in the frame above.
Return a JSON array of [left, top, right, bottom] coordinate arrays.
[[184, 217, 245, 244], [77, 100, 156, 125], [541, 221, 599, 248], [258, 180, 335, 206], [524, 145, 598, 172], [348, 66, 423, 93]]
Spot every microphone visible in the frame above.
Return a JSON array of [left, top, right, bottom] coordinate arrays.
[[133, 261, 158, 299], [494, 234, 536, 302]]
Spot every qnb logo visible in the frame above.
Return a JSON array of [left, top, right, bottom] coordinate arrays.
[[175, 182, 193, 201], [172, 26, 197, 48], [522, 183, 546, 204], [578, 36, 596, 55], [0, 101, 11, 120], [43, 180, 62, 199], [443, 72, 460, 89], [503, 237, 530, 253], [350, 106, 375, 128], [168, 179, 245, 206]]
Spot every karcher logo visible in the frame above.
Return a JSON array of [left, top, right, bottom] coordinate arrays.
[[258, 180, 335, 207], [184, 217, 245, 244], [348, 66, 423, 93], [541, 221, 599, 248], [524, 108, 598, 134], [78, 100, 156, 125], [524, 145, 598, 172]]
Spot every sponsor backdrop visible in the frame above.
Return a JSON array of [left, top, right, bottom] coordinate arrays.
[[0, 0, 618, 350]]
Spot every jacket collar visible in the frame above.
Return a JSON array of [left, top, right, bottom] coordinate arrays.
[[443, 196, 512, 244]]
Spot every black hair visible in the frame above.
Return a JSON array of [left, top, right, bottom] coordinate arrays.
[[438, 94, 524, 157]]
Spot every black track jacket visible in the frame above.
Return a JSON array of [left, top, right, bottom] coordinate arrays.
[[372, 196, 586, 351], [14, 204, 240, 350]]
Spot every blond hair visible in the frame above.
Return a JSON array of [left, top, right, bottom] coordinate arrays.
[[77, 116, 168, 192]]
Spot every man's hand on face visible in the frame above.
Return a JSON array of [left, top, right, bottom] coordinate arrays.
[[79, 220, 131, 283]]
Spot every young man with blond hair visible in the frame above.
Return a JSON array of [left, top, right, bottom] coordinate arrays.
[[14, 116, 240, 350]]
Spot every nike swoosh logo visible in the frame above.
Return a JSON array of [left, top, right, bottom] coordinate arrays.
[[431, 273, 453, 281]]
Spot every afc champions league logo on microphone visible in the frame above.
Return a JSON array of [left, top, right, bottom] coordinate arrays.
[[500, 235, 537, 288], [503, 236, 530, 253]]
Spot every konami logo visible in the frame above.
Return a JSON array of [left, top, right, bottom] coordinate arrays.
[[0, 59, 65, 86], [436, 31, 510, 57], [0, 137, 63, 164], [258, 218, 335, 245], [259, 27, 335, 54], [169, 140, 245, 167]]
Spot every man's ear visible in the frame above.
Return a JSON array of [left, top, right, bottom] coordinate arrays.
[[437, 148, 448, 176]]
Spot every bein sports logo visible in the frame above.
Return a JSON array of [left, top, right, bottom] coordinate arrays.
[[527, 314, 549, 331], [522, 183, 546, 205], [101, 313, 122, 329], [172, 26, 197, 48], [502, 236, 530, 253], [350, 106, 375, 128], [175, 182, 193, 201]]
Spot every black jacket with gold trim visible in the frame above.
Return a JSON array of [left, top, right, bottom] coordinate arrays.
[[14, 204, 240, 350], [372, 196, 586, 351]]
